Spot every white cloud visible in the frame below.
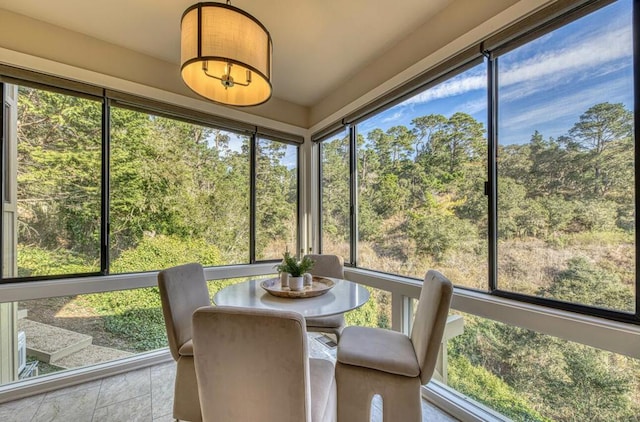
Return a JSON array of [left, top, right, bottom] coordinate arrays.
[[401, 72, 485, 106], [499, 25, 631, 89], [400, 19, 632, 107], [381, 111, 404, 123]]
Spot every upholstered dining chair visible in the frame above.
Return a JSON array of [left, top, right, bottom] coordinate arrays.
[[192, 306, 337, 422], [303, 254, 346, 341], [158, 262, 210, 422], [335, 270, 453, 422]]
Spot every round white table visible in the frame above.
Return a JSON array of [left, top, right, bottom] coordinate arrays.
[[213, 277, 370, 318]]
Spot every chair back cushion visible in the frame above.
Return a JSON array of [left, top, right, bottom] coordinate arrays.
[[304, 254, 344, 279], [410, 270, 453, 384], [158, 263, 210, 360], [192, 306, 313, 422]]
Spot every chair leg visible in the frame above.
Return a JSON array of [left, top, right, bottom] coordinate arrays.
[[336, 362, 374, 422], [336, 362, 422, 422], [382, 381, 421, 422], [173, 357, 202, 422]]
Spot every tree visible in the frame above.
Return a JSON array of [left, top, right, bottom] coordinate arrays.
[[569, 103, 632, 197], [411, 113, 447, 157]]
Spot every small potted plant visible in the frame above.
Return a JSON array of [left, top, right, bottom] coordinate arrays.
[[275, 252, 314, 291]]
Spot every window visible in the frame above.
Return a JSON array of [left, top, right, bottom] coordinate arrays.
[[255, 137, 298, 260], [448, 311, 640, 420], [317, 0, 637, 323], [320, 128, 350, 263], [354, 63, 488, 289], [0, 78, 301, 279], [495, 0, 635, 313], [109, 107, 251, 272], [10, 85, 102, 278]]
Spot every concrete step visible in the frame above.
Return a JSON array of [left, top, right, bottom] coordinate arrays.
[[18, 319, 93, 363], [51, 344, 134, 369]]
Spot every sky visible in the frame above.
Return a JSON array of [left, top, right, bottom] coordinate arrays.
[[360, 0, 633, 146]]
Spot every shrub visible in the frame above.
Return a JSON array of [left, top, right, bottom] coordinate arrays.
[[111, 233, 221, 273], [543, 256, 633, 311], [448, 355, 551, 422]]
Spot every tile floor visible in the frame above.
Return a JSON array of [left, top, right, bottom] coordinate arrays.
[[0, 334, 459, 422]]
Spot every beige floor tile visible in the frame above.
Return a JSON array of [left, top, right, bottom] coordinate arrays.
[[96, 368, 150, 409], [152, 414, 176, 422], [93, 393, 151, 422]]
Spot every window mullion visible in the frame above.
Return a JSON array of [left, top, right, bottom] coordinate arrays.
[[101, 94, 110, 275], [487, 54, 498, 293]]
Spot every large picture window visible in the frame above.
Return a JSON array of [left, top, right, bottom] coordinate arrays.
[[495, 0, 635, 313], [1, 83, 300, 279], [353, 63, 488, 289], [109, 107, 251, 272], [317, 0, 637, 322], [9, 85, 102, 278]]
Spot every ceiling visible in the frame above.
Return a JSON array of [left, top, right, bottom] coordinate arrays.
[[0, 0, 455, 108]]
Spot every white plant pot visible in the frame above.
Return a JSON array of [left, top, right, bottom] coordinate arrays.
[[289, 276, 304, 291]]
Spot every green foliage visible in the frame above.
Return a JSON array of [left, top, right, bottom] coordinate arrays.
[[543, 257, 633, 311], [449, 355, 551, 422], [344, 287, 390, 329], [17, 245, 95, 277], [450, 312, 640, 422], [572, 199, 619, 232], [110, 234, 221, 273], [275, 252, 314, 277], [541, 345, 638, 421], [101, 308, 167, 352], [408, 208, 477, 261], [82, 287, 167, 352], [17, 87, 102, 258]]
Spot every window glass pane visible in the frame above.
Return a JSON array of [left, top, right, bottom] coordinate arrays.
[[110, 107, 250, 272], [12, 86, 102, 277], [356, 63, 488, 289], [345, 286, 391, 329], [255, 138, 298, 260], [496, 0, 635, 312], [1, 276, 257, 386], [448, 311, 640, 420], [1, 289, 167, 386], [320, 129, 350, 263]]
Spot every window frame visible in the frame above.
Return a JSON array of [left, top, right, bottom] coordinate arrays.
[[0, 75, 302, 282], [315, 0, 640, 325]]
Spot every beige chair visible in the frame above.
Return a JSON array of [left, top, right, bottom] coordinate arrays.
[[158, 263, 210, 422], [192, 306, 337, 422], [303, 254, 346, 340], [335, 270, 453, 422]]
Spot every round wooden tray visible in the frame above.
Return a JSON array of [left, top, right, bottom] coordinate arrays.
[[261, 276, 336, 299]]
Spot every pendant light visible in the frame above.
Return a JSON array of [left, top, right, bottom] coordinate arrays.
[[180, 1, 272, 106]]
